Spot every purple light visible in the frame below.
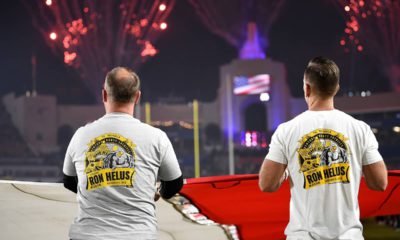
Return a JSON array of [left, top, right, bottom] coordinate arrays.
[[251, 131, 258, 147], [240, 131, 268, 148], [245, 131, 252, 147], [239, 22, 265, 60]]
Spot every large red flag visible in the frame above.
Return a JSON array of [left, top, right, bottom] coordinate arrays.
[[180, 171, 400, 240]]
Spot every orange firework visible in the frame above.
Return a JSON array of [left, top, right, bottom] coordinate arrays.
[[333, 0, 400, 92], [25, 0, 176, 102]]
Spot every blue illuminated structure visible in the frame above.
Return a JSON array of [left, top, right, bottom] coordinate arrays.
[[239, 22, 265, 60]]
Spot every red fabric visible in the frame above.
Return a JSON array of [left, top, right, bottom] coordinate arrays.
[[180, 171, 400, 240]]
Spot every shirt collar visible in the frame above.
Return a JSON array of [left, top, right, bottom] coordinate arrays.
[[103, 112, 140, 122]]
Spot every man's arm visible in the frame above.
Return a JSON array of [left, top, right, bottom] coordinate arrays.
[[63, 174, 78, 193], [157, 132, 183, 199], [259, 159, 287, 192], [362, 161, 388, 191], [361, 126, 388, 192], [159, 175, 183, 199], [62, 129, 79, 193]]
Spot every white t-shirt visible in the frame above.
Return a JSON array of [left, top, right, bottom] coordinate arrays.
[[265, 109, 383, 240], [63, 112, 182, 240]]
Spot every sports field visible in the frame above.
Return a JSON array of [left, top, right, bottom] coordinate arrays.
[[364, 218, 400, 240]]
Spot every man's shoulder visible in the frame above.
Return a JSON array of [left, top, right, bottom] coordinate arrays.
[[138, 122, 166, 136], [277, 112, 306, 128], [82, 118, 164, 134], [79, 117, 103, 129], [334, 110, 371, 129], [290, 109, 362, 123]]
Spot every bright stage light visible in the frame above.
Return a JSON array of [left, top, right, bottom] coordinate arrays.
[[393, 126, 400, 133], [251, 132, 257, 147], [49, 32, 57, 40], [259, 93, 270, 102], [344, 6, 350, 12], [159, 4, 167, 11], [160, 22, 167, 30], [245, 131, 252, 147], [45, 0, 52, 6]]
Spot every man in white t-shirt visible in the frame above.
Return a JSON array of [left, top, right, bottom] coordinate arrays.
[[259, 57, 388, 239], [63, 67, 183, 240]]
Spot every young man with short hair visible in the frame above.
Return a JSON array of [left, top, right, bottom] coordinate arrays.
[[259, 57, 388, 239]]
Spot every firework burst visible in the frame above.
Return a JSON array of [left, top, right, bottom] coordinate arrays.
[[188, 0, 285, 55], [25, 0, 175, 102], [334, 0, 400, 92]]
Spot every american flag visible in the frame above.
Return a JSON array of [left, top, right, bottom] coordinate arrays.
[[233, 74, 270, 95]]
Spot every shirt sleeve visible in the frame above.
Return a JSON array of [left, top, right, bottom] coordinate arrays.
[[158, 132, 182, 181], [362, 126, 383, 165], [63, 131, 78, 176], [265, 125, 288, 164]]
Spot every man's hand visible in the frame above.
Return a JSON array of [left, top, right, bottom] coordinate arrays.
[[259, 159, 287, 192], [154, 191, 161, 201], [154, 182, 161, 201]]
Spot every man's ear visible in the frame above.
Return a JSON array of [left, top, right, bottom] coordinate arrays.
[[134, 91, 141, 105], [335, 84, 340, 96], [305, 82, 312, 98], [102, 88, 108, 103]]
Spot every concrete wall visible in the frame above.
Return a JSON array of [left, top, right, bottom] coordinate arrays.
[[139, 101, 219, 127], [3, 93, 219, 154], [3, 93, 25, 133], [57, 105, 104, 130], [3, 94, 105, 154], [3, 93, 58, 154]]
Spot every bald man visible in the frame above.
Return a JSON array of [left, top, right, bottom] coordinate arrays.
[[63, 67, 183, 240]]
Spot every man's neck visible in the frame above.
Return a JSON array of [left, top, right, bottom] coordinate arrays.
[[307, 97, 335, 111], [106, 104, 135, 116]]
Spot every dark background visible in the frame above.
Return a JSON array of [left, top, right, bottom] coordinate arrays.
[[0, 0, 390, 104]]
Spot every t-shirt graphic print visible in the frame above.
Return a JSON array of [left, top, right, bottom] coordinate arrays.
[[297, 129, 350, 189], [85, 133, 137, 190]]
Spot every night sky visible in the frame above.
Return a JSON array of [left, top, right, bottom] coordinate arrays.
[[0, 0, 390, 104]]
